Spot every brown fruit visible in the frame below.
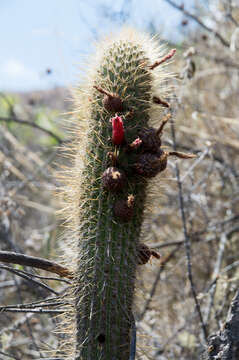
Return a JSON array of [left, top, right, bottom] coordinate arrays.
[[103, 94, 124, 113], [102, 167, 126, 192], [93, 85, 124, 113], [134, 150, 168, 178], [139, 127, 161, 153]]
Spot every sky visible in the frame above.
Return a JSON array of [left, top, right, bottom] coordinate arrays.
[[0, 0, 188, 92]]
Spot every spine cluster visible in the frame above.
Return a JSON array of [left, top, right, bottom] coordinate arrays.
[[61, 29, 195, 360]]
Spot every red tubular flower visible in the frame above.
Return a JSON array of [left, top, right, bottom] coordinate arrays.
[[111, 115, 124, 145]]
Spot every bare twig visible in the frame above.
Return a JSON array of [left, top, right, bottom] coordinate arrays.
[[139, 245, 181, 321], [0, 116, 63, 143], [0, 265, 59, 295], [169, 111, 208, 342], [197, 52, 239, 70], [0, 308, 64, 314], [163, 0, 230, 47], [204, 233, 228, 324]]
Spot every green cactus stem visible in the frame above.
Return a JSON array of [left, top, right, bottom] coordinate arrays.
[[60, 29, 194, 360]]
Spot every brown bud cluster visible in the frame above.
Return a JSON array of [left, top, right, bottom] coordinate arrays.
[[97, 82, 195, 227], [130, 114, 172, 178]]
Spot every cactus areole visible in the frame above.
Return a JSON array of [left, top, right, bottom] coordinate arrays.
[[61, 29, 194, 360]]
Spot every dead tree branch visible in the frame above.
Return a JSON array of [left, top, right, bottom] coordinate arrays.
[[170, 111, 208, 342], [163, 0, 230, 47], [0, 251, 73, 279], [0, 116, 63, 143]]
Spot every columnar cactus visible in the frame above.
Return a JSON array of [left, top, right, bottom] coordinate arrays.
[[61, 29, 195, 360]]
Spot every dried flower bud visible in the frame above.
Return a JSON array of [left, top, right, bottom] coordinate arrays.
[[111, 115, 124, 145], [137, 243, 161, 265], [102, 167, 126, 192], [137, 244, 151, 265], [114, 195, 134, 222], [93, 85, 124, 112], [134, 150, 168, 178], [103, 94, 123, 113], [138, 115, 170, 153], [139, 127, 161, 153]]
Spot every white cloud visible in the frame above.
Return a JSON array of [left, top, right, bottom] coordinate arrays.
[[0, 59, 40, 91]]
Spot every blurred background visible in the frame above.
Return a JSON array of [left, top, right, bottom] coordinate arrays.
[[0, 1, 239, 359], [0, 0, 192, 92]]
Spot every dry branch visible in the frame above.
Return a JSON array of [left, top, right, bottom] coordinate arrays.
[[0, 251, 73, 279]]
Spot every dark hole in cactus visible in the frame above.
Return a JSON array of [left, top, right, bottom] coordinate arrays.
[[97, 333, 106, 344]]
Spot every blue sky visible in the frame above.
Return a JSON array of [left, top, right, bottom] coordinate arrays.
[[0, 0, 187, 92]]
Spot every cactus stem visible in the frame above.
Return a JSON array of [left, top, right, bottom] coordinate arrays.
[[59, 29, 190, 359], [149, 48, 176, 70], [153, 96, 170, 108]]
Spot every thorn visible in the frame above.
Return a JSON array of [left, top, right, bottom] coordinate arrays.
[[153, 96, 170, 108], [149, 49, 176, 70], [156, 114, 171, 136]]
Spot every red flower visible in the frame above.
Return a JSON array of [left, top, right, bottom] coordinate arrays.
[[111, 115, 124, 145]]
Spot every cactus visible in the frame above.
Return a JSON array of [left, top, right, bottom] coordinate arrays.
[[60, 28, 195, 359]]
